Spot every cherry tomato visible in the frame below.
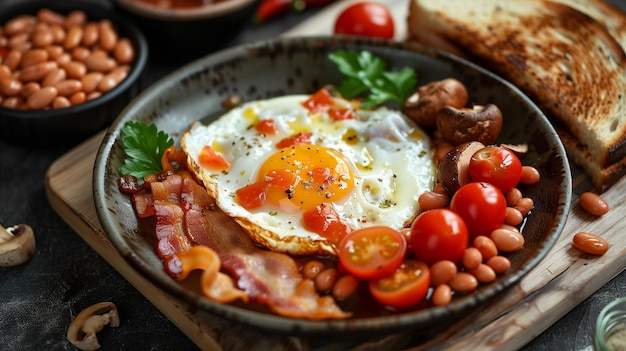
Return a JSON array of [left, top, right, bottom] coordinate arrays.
[[468, 146, 522, 193], [337, 226, 407, 280], [410, 209, 468, 265], [450, 182, 507, 238], [368, 260, 430, 308], [334, 2, 395, 39]]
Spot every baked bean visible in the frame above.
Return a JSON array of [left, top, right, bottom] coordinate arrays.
[[0, 78, 22, 96], [20, 61, 57, 82], [462, 247, 482, 270], [486, 255, 511, 274], [473, 235, 498, 260], [66, 10, 87, 28], [20, 81, 40, 98], [32, 30, 55, 48], [37, 8, 65, 25], [55, 79, 82, 96], [332, 275, 359, 300], [431, 284, 452, 306], [578, 192, 609, 217], [27, 86, 57, 109], [4, 50, 22, 70], [418, 190, 449, 210], [572, 232, 609, 255], [114, 38, 135, 64], [520, 166, 540, 184], [504, 207, 524, 226], [45, 45, 64, 59], [21, 49, 49, 68], [12, 41, 32, 53], [84, 54, 116, 72], [61, 61, 87, 79], [505, 188, 522, 206], [315, 267, 338, 292], [50, 25, 66, 44], [55, 52, 71, 65], [429, 260, 457, 286], [98, 20, 118, 51], [449, 272, 478, 293], [52, 95, 70, 109], [490, 228, 525, 252], [4, 15, 34, 36], [71, 47, 91, 61], [42, 68, 66, 87], [2, 96, 23, 108], [9, 33, 29, 50], [69, 91, 86, 105], [0, 65, 11, 79], [86, 91, 101, 100], [469, 263, 496, 283], [301, 260, 325, 279], [64, 26, 83, 50], [82, 23, 99, 46], [81, 72, 103, 93], [514, 197, 534, 217], [98, 65, 128, 92]]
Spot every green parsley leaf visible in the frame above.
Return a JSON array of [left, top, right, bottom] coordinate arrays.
[[119, 121, 174, 179], [328, 50, 418, 108]]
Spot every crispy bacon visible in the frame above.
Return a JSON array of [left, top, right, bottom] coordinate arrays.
[[131, 171, 350, 320]]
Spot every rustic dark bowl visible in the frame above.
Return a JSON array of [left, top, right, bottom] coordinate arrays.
[[0, 0, 148, 147], [93, 36, 571, 338]]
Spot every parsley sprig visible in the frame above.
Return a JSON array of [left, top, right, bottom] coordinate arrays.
[[329, 50, 417, 108], [119, 121, 174, 179]]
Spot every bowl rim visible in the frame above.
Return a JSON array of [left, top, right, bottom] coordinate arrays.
[[112, 0, 260, 21], [93, 35, 572, 336], [0, 0, 149, 120]]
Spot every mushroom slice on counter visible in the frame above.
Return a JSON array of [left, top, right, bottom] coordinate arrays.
[[67, 302, 120, 351], [0, 224, 35, 267]]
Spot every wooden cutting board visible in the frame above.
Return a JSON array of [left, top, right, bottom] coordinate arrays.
[[45, 1, 626, 350]]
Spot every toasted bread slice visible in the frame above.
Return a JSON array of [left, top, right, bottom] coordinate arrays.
[[407, 0, 626, 191]]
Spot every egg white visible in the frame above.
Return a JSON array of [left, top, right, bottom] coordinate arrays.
[[181, 94, 436, 255]]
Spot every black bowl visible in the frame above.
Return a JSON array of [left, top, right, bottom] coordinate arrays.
[[112, 0, 262, 59], [93, 36, 571, 338], [0, 0, 148, 147]]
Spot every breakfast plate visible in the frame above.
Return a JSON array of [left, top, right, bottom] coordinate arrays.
[[93, 36, 571, 337]]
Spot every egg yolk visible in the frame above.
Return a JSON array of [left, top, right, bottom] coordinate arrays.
[[257, 144, 354, 211]]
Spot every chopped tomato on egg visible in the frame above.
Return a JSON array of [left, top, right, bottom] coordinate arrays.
[[276, 132, 313, 149], [255, 119, 277, 135], [337, 226, 407, 280], [303, 203, 352, 247], [235, 182, 266, 209], [302, 88, 335, 112], [198, 145, 230, 170], [264, 169, 298, 188], [369, 260, 430, 308], [328, 108, 355, 121]]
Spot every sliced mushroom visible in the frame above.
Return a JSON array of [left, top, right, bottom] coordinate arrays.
[[438, 141, 485, 195], [437, 104, 503, 146], [402, 78, 468, 129], [67, 302, 120, 351], [0, 224, 35, 267]]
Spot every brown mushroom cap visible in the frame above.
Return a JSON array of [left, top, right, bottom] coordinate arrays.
[[402, 78, 469, 129], [436, 104, 503, 146], [438, 141, 486, 195], [0, 224, 35, 267]]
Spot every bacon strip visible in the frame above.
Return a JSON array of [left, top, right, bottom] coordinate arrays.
[[133, 172, 350, 320]]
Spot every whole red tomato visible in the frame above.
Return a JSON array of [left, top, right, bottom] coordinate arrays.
[[450, 182, 507, 238], [333, 2, 395, 39], [468, 146, 522, 193], [410, 208, 468, 265]]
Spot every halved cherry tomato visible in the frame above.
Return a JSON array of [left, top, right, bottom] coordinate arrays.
[[303, 203, 352, 246], [198, 145, 230, 170], [369, 259, 430, 308], [410, 208, 468, 265], [276, 131, 313, 149], [334, 2, 395, 39], [450, 182, 507, 238], [337, 226, 406, 280], [255, 119, 278, 134], [235, 182, 266, 209], [468, 146, 522, 193], [302, 88, 335, 112]]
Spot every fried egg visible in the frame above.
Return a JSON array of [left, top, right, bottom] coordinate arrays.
[[181, 91, 436, 255]]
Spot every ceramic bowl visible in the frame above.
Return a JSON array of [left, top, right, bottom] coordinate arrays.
[[93, 36, 572, 337], [0, 0, 148, 147], [112, 0, 262, 59]]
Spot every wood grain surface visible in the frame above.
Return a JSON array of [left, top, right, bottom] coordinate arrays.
[[45, 1, 626, 350]]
